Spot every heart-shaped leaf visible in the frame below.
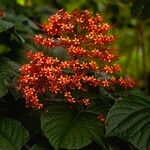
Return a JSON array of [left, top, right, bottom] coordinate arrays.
[[106, 92, 150, 150], [41, 102, 105, 150]]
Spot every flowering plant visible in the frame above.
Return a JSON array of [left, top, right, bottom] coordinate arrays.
[[16, 10, 145, 150], [18, 10, 134, 110], [0, 8, 149, 150]]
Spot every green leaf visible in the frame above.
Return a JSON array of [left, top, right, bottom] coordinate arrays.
[[0, 20, 14, 33], [0, 117, 29, 150], [0, 57, 19, 98], [31, 144, 43, 150], [0, 85, 7, 100], [131, 0, 150, 19], [4, 14, 38, 34], [41, 102, 105, 150], [86, 87, 114, 116], [106, 92, 150, 150], [31, 144, 51, 150], [87, 98, 112, 117], [13, 31, 25, 44]]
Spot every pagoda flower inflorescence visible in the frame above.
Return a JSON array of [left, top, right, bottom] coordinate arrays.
[[18, 10, 135, 109]]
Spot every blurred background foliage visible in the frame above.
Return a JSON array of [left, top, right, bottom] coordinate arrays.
[[0, 0, 150, 94]]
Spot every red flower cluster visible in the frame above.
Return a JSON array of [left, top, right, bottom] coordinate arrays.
[[18, 10, 135, 109]]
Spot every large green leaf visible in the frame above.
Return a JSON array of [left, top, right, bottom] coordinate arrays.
[[0, 57, 18, 98], [0, 117, 29, 150], [0, 20, 14, 33], [106, 92, 150, 150], [41, 102, 105, 150]]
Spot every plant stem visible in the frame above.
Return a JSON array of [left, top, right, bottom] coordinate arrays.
[[135, 20, 148, 93]]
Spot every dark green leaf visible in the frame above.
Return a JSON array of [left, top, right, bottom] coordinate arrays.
[[131, 0, 150, 19], [31, 144, 52, 150], [0, 57, 19, 98], [31, 144, 43, 150], [87, 98, 112, 116], [4, 14, 38, 34], [41, 102, 105, 150], [86, 87, 114, 116], [106, 92, 150, 150], [13, 31, 25, 44], [0, 20, 14, 33], [0, 117, 29, 150]]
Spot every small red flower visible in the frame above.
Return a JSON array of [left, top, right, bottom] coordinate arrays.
[[0, 8, 5, 17], [97, 113, 106, 124]]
